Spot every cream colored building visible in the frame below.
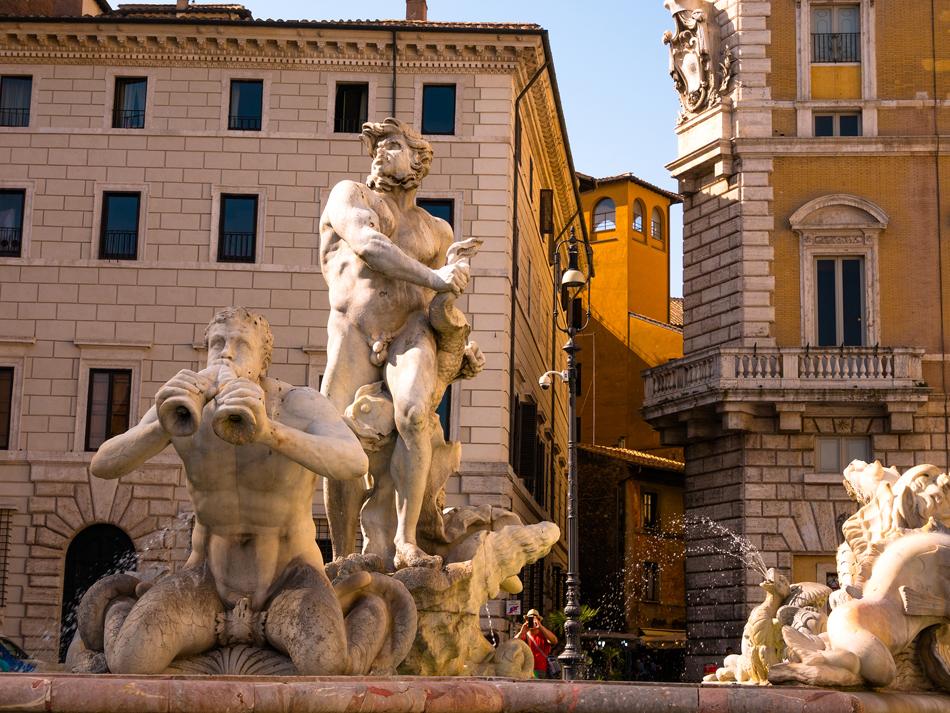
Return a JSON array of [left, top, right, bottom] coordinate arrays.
[[644, 0, 949, 679], [0, 1, 584, 662]]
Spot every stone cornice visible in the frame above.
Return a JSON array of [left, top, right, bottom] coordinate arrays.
[[0, 25, 535, 73], [735, 137, 947, 156]]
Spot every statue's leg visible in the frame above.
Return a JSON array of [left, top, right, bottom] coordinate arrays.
[[264, 563, 349, 674], [105, 565, 222, 674], [386, 320, 441, 569], [321, 311, 378, 557]]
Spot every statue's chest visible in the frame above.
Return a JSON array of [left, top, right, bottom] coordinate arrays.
[[379, 209, 440, 266]]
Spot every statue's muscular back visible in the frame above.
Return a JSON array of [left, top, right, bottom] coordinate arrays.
[[320, 180, 451, 337], [174, 379, 323, 608]]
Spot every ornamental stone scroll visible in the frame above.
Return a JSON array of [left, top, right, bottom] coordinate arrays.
[[663, 0, 735, 123]]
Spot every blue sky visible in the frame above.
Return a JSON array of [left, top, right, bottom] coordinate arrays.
[[210, 0, 685, 294]]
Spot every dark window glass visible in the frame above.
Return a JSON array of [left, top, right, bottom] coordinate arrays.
[[643, 561, 660, 601], [839, 113, 861, 136], [417, 198, 454, 228], [815, 115, 835, 137], [228, 80, 263, 131], [0, 190, 25, 257], [421, 84, 456, 135], [0, 76, 31, 127], [513, 400, 539, 494], [575, 362, 582, 396], [816, 258, 837, 346], [315, 518, 333, 563], [633, 202, 644, 232], [219, 195, 258, 262], [436, 388, 451, 441], [642, 491, 658, 530], [100, 192, 140, 260], [841, 258, 863, 345], [0, 367, 12, 450], [334, 83, 368, 133], [85, 369, 132, 451], [112, 78, 146, 129]]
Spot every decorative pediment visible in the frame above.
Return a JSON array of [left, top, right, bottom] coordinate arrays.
[[662, 0, 734, 123], [789, 194, 889, 233]]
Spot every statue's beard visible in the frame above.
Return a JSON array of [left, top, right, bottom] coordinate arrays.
[[367, 166, 419, 192]]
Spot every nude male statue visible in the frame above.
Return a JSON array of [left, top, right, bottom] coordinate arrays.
[[82, 308, 414, 675], [319, 118, 474, 569]]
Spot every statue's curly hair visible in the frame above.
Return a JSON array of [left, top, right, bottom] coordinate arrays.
[[362, 117, 433, 190], [204, 307, 274, 374]]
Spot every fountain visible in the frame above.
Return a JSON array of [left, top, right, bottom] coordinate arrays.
[[4, 120, 950, 711]]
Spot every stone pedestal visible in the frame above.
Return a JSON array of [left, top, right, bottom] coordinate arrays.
[[1, 675, 949, 713]]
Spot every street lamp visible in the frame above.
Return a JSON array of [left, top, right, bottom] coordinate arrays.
[[543, 226, 592, 681]]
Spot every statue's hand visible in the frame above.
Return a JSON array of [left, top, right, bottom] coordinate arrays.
[[156, 370, 216, 429], [214, 378, 269, 440], [431, 262, 470, 295]]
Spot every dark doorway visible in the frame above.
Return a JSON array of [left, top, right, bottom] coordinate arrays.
[[59, 524, 136, 662]]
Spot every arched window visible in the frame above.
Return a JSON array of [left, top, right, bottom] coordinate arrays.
[[60, 524, 136, 662], [632, 200, 645, 233], [592, 198, 616, 232], [651, 207, 664, 242]]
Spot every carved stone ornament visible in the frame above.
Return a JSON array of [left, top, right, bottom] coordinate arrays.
[[663, 0, 735, 123]]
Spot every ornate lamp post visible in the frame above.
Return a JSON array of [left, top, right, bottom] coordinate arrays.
[[542, 227, 593, 681]]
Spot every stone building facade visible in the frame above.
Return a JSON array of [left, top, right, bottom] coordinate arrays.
[[0, 2, 584, 661], [645, 0, 948, 679]]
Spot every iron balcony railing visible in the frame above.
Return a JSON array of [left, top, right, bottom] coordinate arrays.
[[812, 32, 860, 63], [0, 108, 29, 127], [228, 114, 262, 131], [112, 109, 145, 129], [0, 226, 22, 257], [100, 230, 137, 260], [219, 232, 256, 262]]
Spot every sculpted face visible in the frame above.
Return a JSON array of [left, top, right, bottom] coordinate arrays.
[[206, 319, 267, 381], [371, 133, 413, 184]]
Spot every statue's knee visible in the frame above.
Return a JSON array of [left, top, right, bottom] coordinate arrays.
[[394, 402, 427, 434]]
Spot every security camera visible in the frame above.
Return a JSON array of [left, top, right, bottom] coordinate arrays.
[[539, 372, 554, 390]]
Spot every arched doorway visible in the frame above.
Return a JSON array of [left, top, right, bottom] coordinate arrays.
[[59, 524, 136, 662]]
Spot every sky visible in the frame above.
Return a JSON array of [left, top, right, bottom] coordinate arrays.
[[202, 0, 686, 294]]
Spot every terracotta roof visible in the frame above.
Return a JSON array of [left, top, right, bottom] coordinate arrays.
[[113, 3, 252, 18], [578, 443, 685, 473], [576, 171, 682, 204], [669, 297, 683, 327], [630, 311, 682, 333]]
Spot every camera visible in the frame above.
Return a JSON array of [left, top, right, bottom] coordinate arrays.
[[538, 370, 565, 390]]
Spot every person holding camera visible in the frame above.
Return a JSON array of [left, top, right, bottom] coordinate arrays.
[[517, 608, 558, 678]]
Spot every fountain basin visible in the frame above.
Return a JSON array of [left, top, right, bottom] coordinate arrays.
[[1, 675, 949, 713]]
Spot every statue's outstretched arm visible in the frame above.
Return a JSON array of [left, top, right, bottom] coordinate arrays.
[[325, 183, 456, 292], [89, 406, 171, 480], [259, 388, 369, 482]]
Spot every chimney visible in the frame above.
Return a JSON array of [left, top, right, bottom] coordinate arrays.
[[177, 0, 189, 9], [406, 0, 427, 21]]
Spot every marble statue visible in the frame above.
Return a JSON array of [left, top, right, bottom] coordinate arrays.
[[706, 459, 950, 691], [318, 117, 484, 570], [70, 308, 417, 675]]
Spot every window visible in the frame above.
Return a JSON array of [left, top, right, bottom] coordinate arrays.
[[218, 195, 258, 263], [815, 112, 861, 137], [99, 192, 140, 260], [0, 190, 25, 257], [812, 5, 860, 63], [315, 518, 333, 563], [520, 560, 544, 615], [642, 561, 660, 602], [84, 369, 132, 451], [592, 198, 616, 232], [0, 76, 31, 127], [112, 77, 146, 129], [417, 198, 454, 228], [816, 256, 864, 346], [632, 200, 644, 233], [436, 389, 451, 441], [651, 207, 664, 243], [816, 436, 870, 474], [421, 84, 456, 135], [642, 491, 658, 530], [528, 158, 534, 201], [228, 79, 263, 131], [0, 367, 12, 449], [334, 83, 368, 133], [512, 399, 539, 494]]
